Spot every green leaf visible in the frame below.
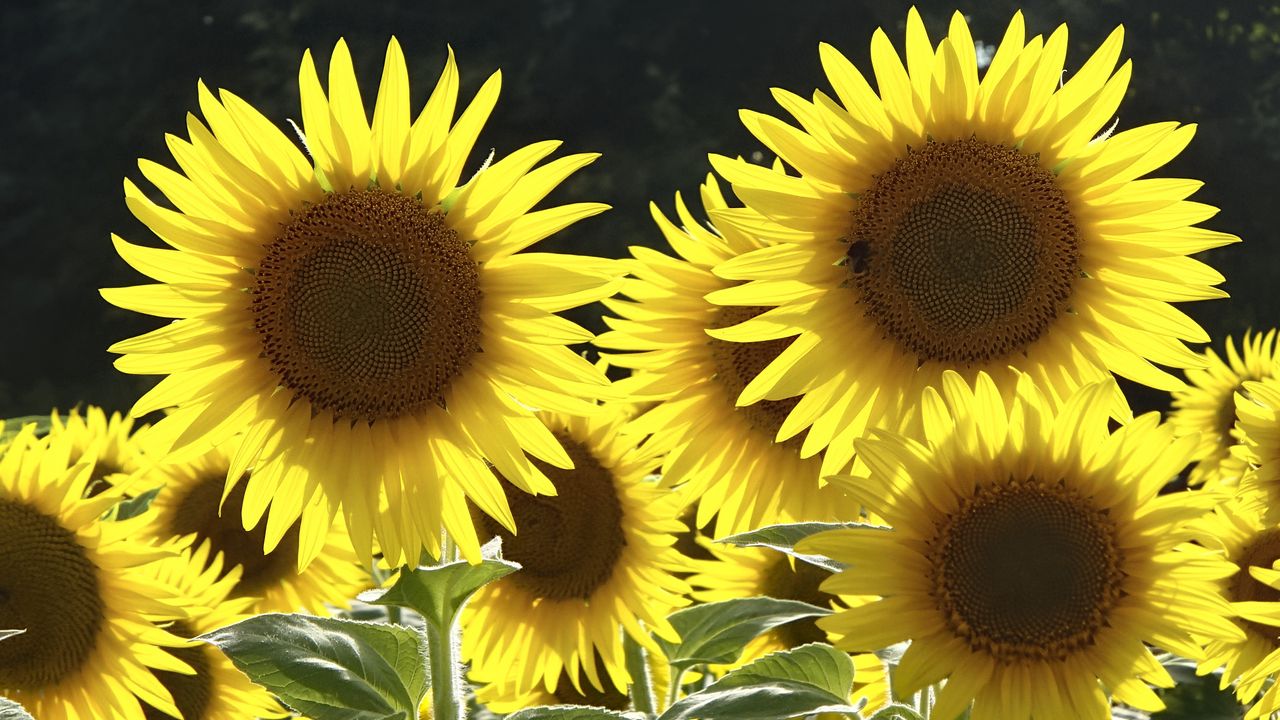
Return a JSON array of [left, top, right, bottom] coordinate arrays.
[[198, 613, 428, 720], [659, 644, 862, 720], [0, 697, 35, 720], [363, 559, 519, 629], [0, 416, 50, 444], [112, 486, 161, 520], [656, 597, 832, 670], [0, 628, 26, 642], [868, 704, 925, 720], [505, 706, 638, 719], [718, 522, 888, 572]]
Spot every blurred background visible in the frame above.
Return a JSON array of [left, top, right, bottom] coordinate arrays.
[[2, 0, 1277, 418]]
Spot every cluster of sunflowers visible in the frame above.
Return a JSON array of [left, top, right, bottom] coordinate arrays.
[[5, 7, 1280, 720]]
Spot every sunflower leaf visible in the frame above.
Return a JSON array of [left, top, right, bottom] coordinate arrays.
[[505, 706, 640, 719], [112, 486, 162, 520], [0, 697, 35, 720], [660, 640, 860, 712], [198, 613, 429, 720], [361, 559, 520, 630], [718, 522, 888, 572], [658, 643, 861, 720], [655, 597, 832, 670]]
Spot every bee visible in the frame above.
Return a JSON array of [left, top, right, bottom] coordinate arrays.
[[846, 239, 872, 275]]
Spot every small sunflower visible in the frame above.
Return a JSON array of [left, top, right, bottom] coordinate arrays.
[[1172, 330, 1280, 488], [103, 37, 618, 567], [461, 406, 691, 699], [1235, 376, 1280, 509], [141, 542, 285, 720], [48, 404, 151, 496], [796, 372, 1243, 719], [708, 9, 1235, 466], [1190, 489, 1280, 720], [598, 176, 859, 536], [144, 439, 368, 614], [688, 544, 889, 714], [0, 425, 191, 719]]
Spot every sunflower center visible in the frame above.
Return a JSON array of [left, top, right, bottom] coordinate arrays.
[[253, 189, 483, 422], [166, 473, 298, 597], [761, 555, 835, 647], [1229, 529, 1280, 643], [142, 621, 213, 720], [708, 305, 800, 442], [929, 479, 1125, 663], [478, 432, 627, 601], [0, 499, 104, 690], [846, 138, 1080, 365]]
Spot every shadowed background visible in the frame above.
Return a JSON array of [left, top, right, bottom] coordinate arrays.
[[2, 0, 1277, 419]]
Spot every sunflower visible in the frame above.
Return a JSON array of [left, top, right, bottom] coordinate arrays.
[[688, 543, 889, 714], [1172, 330, 1280, 488], [795, 372, 1243, 719], [48, 405, 152, 496], [598, 175, 860, 536], [102, 37, 618, 567], [144, 439, 368, 614], [707, 9, 1235, 467], [473, 650, 661, 714], [1235, 376, 1280, 511], [141, 542, 285, 720], [0, 425, 192, 719], [461, 406, 691, 699], [1190, 489, 1280, 720]]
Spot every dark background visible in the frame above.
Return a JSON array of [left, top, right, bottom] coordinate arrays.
[[2, 0, 1278, 419]]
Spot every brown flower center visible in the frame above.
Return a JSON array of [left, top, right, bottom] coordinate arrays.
[[478, 432, 627, 601], [846, 138, 1080, 365], [167, 473, 298, 597], [929, 479, 1125, 663], [0, 499, 104, 690], [1229, 529, 1280, 643], [708, 305, 800, 443], [142, 621, 214, 720], [253, 189, 483, 422], [761, 554, 836, 648]]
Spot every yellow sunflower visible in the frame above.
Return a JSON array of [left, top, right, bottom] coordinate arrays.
[[796, 372, 1242, 719], [48, 404, 152, 496], [598, 175, 860, 535], [688, 544, 889, 714], [473, 650, 660, 714], [1172, 330, 1280, 488], [707, 9, 1235, 467], [1190, 489, 1280, 720], [141, 542, 285, 720], [102, 37, 618, 567], [144, 439, 368, 614], [461, 406, 691, 699], [0, 425, 191, 719], [1235, 376, 1280, 510]]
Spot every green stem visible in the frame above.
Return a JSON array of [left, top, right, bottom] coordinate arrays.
[[623, 634, 657, 718], [426, 616, 463, 720], [667, 666, 688, 710]]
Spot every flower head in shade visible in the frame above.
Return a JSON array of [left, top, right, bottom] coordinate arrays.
[[797, 373, 1242, 719], [103, 38, 618, 567]]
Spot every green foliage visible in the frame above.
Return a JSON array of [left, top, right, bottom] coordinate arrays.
[[655, 597, 832, 670], [363, 559, 519, 630], [111, 486, 160, 520], [505, 707, 638, 719], [0, 698, 34, 720], [718, 522, 888, 572], [0, 416, 48, 444], [198, 613, 429, 720], [659, 643, 863, 720]]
